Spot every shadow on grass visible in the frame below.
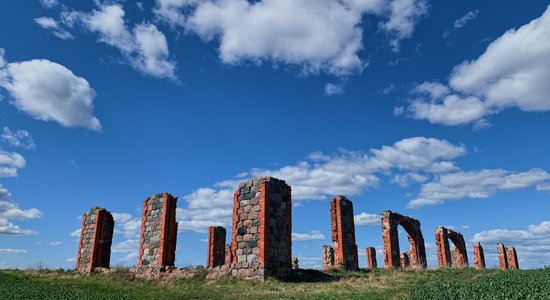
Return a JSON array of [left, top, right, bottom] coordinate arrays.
[[283, 269, 340, 283]]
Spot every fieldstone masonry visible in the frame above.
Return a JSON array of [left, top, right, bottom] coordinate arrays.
[[230, 177, 292, 280], [207, 226, 226, 268], [330, 196, 358, 270], [76, 207, 114, 273], [322, 245, 335, 270], [473, 242, 486, 270], [497, 243, 508, 270], [381, 211, 427, 269], [366, 247, 377, 269], [435, 227, 469, 268], [138, 193, 178, 271], [507, 247, 519, 270]]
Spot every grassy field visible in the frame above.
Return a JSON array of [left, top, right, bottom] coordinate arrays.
[[1, 267, 549, 299]]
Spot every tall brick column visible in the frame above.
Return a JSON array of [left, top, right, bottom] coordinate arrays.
[[507, 247, 519, 270], [330, 196, 358, 270], [76, 207, 114, 273], [435, 227, 468, 268], [230, 176, 292, 280], [366, 247, 377, 269], [473, 242, 486, 270], [497, 243, 508, 270], [138, 193, 178, 271], [381, 211, 427, 269], [207, 226, 226, 268], [322, 245, 335, 271]]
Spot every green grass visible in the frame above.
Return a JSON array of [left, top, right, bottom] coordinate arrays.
[[1, 267, 549, 299]]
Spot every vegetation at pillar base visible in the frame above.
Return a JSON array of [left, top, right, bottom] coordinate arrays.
[[1, 267, 549, 299]]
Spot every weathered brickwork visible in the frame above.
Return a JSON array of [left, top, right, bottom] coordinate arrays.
[[138, 193, 178, 271], [497, 243, 508, 270], [400, 252, 411, 268], [225, 244, 232, 266], [330, 196, 358, 270], [322, 245, 335, 271], [381, 211, 427, 269], [76, 207, 114, 273], [507, 247, 519, 270], [207, 226, 226, 268], [473, 242, 486, 270], [292, 257, 299, 269], [230, 177, 292, 280], [435, 227, 469, 268], [366, 247, 377, 269]]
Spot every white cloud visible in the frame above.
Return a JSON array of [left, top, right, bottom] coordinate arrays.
[[112, 239, 139, 262], [354, 212, 379, 226], [292, 230, 326, 242], [39, 0, 59, 9], [0, 150, 26, 178], [48, 241, 62, 246], [0, 185, 42, 236], [0, 49, 101, 130], [380, 0, 429, 51], [454, 10, 479, 29], [112, 213, 141, 238], [69, 228, 80, 237], [0, 248, 27, 254], [324, 83, 345, 96], [34, 17, 74, 40], [402, 5, 550, 127], [1, 127, 36, 150], [408, 168, 550, 208]]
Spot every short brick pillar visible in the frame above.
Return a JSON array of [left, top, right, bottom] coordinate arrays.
[[497, 243, 508, 270], [207, 226, 226, 268], [330, 196, 358, 270], [381, 211, 427, 269], [224, 244, 232, 266], [435, 227, 469, 268], [366, 247, 377, 269], [507, 247, 519, 270], [230, 176, 292, 280], [322, 245, 335, 271], [473, 242, 486, 270], [292, 257, 299, 269], [76, 207, 114, 273], [400, 252, 411, 268], [138, 193, 178, 271]]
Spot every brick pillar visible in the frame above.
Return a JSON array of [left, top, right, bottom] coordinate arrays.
[[366, 247, 377, 269], [322, 245, 335, 271], [435, 227, 451, 268], [497, 243, 508, 270], [381, 211, 427, 269], [330, 196, 358, 270], [76, 207, 114, 273], [473, 242, 486, 270], [400, 252, 411, 268], [207, 226, 226, 268], [507, 247, 519, 270], [230, 176, 292, 280], [292, 257, 299, 269], [138, 193, 178, 271], [224, 244, 232, 266], [435, 227, 468, 268]]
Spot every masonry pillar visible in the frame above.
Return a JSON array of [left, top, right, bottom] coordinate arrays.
[[330, 196, 358, 270], [207, 226, 226, 268], [507, 247, 519, 270], [400, 252, 411, 268], [497, 243, 508, 270], [76, 207, 114, 273], [381, 211, 427, 269], [292, 257, 299, 269], [225, 244, 232, 266], [435, 227, 451, 268], [138, 193, 178, 271], [322, 245, 335, 271], [366, 247, 377, 269], [473, 242, 486, 270], [435, 227, 468, 268], [230, 176, 292, 280]]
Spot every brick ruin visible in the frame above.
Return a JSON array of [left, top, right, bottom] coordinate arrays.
[[207, 226, 226, 268], [435, 227, 469, 268], [507, 247, 519, 270], [400, 252, 411, 268], [230, 176, 292, 280], [292, 257, 299, 269], [322, 245, 335, 270], [76, 207, 114, 273], [138, 193, 178, 271], [473, 242, 486, 270], [330, 196, 358, 270], [225, 244, 233, 266], [381, 211, 427, 269], [497, 243, 508, 270], [366, 247, 377, 269]]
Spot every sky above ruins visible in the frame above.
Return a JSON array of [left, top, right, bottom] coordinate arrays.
[[0, 0, 549, 270]]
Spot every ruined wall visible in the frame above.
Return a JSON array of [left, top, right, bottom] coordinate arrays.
[[381, 211, 427, 269], [435, 227, 468, 268], [230, 176, 292, 280], [330, 196, 358, 270], [507, 247, 519, 270], [207, 226, 226, 268], [322, 245, 335, 271], [366, 247, 377, 269], [76, 207, 114, 273], [497, 243, 508, 270], [473, 242, 486, 270], [138, 193, 178, 271]]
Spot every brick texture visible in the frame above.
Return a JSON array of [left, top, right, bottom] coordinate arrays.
[[507, 247, 519, 270], [207, 226, 226, 268], [381, 211, 427, 269], [76, 207, 114, 273], [330, 196, 358, 270], [400, 252, 411, 268], [366, 247, 377, 269], [322, 245, 335, 271], [497, 243, 508, 270], [292, 257, 299, 269], [473, 242, 486, 270], [435, 227, 469, 268]]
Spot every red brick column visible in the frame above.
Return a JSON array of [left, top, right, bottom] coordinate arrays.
[[435, 227, 468, 268], [207, 226, 226, 268], [75, 207, 114, 273], [381, 211, 426, 269], [330, 196, 358, 270], [497, 243, 508, 270], [366, 247, 377, 269], [507, 247, 519, 270], [473, 242, 486, 270], [435, 227, 451, 268]]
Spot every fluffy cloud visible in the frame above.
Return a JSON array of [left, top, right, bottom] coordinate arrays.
[[324, 83, 345, 96], [454, 10, 479, 28], [34, 17, 73, 40], [0, 150, 26, 178], [112, 213, 141, 238], [0, 185, 43, 236], [380, 0, 429, 51], [292, 230, 326, 242], [112, 239, 140, 262], [0, 49, 101, 130], [1, 127, 35, 150], [39, 0, 58, 9], [354, 212, 380, 226], [402, 5, 550, 127]]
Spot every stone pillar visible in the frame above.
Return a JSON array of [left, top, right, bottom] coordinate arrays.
[[76, 207, 114, 273], [381, 211, 427, 269], [292, 257, 299, 269], [230, 176, 292, 280], [435, 227, 468, 268], [330, 196, 358, 270], [322, 245, 335, 271], [138, 193, 178, 271], [400, 252, 411, 268], [507, 247, 519, 270], [435, 227, 451, 268], [473, 242, 486, 270], [497, 243, 508, 270], [207, 226, 226, 268], [366, 247, 377, 269]]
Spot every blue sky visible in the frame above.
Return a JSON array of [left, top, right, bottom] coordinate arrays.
[[0, 0, 549, 270]]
